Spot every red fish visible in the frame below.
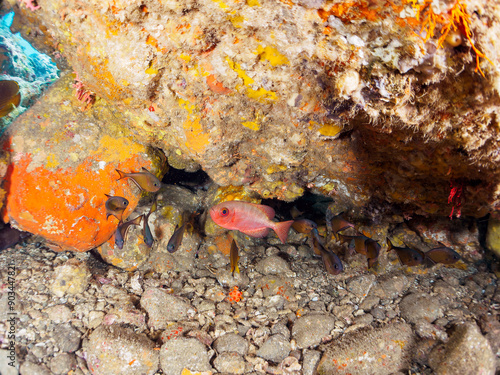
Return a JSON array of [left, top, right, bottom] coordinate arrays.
[[209, 201, 294, 244]]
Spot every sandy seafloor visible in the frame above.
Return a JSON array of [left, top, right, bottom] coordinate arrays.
[[0, 227, 499, 375]]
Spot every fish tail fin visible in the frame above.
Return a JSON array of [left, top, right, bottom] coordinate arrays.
[[235, 264, 240, 275], [115, 169, 126, 180], [386, 238, 393, 251], [274, 220, 294, 244]]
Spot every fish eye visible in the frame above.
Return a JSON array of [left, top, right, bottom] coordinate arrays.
[[220, 207, 229, 216], [124, 201, 128, 206]]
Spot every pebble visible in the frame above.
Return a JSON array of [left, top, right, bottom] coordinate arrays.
[[43, 305, 72, 323], [256, 334, 292, 363], [370, 275, 410, 300], [255, 255, 292, 275], [86, 325, 159, 375], [346, 274, 376, 298], [271, 321, 291, 340], [0, 349, 19, 375], [302, 349, 321, 375], [429, 322, 496, 375], [52, 324, 82, 353], [414, 319, 448, 341], [213, 352, 246, 374], [291, 313, 336, 348], [49, 353, 77, 374], [265, 295, 286, 310], [159, 337, 213, 375], [399, 292, 443, 323], [19, 361, 51, 375], [256, 276, 295, 299], [359, 295, 380, 311], [317, 322, 415, 375], [213, 333, 249, 356], [50, 259, 90, 297], [215, 267, 250, 288], [140, 287, 195, 329]]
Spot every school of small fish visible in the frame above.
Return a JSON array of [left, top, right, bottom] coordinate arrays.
[[209, 200, 461, 277], [106, 168, 161, 250], [0, 162, 461, 276]]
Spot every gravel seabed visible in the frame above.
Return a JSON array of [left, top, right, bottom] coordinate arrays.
[[0, 228, 499, 375]]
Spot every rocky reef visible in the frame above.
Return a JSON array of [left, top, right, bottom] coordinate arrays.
[[3, 0, 499, 221]]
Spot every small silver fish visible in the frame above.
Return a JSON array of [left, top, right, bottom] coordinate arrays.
[[230, 238, 240, 276], [105, 194, 129, 221], [116, 167, 161, 192], [143, 198, 157, 248], [312, 230, 343, 275], [425, 243, 461, 264], [115, 216, 142, 249], [167, 217, 188, 253]]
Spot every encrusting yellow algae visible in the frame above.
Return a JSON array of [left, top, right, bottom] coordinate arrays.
[[183, 117, 210, 154], [95, 135, 146, 163], [242, 121, 260, 131], [255, 45, 289, 66], [226, 57, 278, 103]]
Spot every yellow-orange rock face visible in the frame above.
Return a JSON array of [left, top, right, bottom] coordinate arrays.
[[1, 73, 166, 252]]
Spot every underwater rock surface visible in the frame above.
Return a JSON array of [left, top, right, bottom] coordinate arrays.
[[1, 73, 165, 252], [0, 11, 58, 134], [9, 0, 500, 217]]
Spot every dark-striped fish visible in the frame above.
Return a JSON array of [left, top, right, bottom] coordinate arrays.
[[0, 80, 21, 118], [312, 229, 343, 275], [386, 238, 425, 266], [365, 238, 381, 268], [143, 198, 157, 248], [425, 243, 460, 264], [116, 167, 161, 192], [167, 214, 188, 253], [292, 218, 317, 234], [230, 237, 240, 276], [105, 194, 129, 221], [338, 233, 370, 255], [114, 215, 142, 249], [326, 211, 355, 240]]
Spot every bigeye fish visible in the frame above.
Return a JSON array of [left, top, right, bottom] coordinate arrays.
[[210, 201, 294, 244], [338, 233, 370, 255], [116, 167, 161, 192], [326, 211, 355, 240], [114, 215, 142, 249], [230, 237, 240, 276], [425, 243, 461, 264], [312, 230, 343, 275], [386, 238, 425, 266], [105, 194, 129, 221], [292, 218, 318, 234], [0, 80, 21, 118], [143, 198, 157, 248], [365, 238, 381, 268]]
